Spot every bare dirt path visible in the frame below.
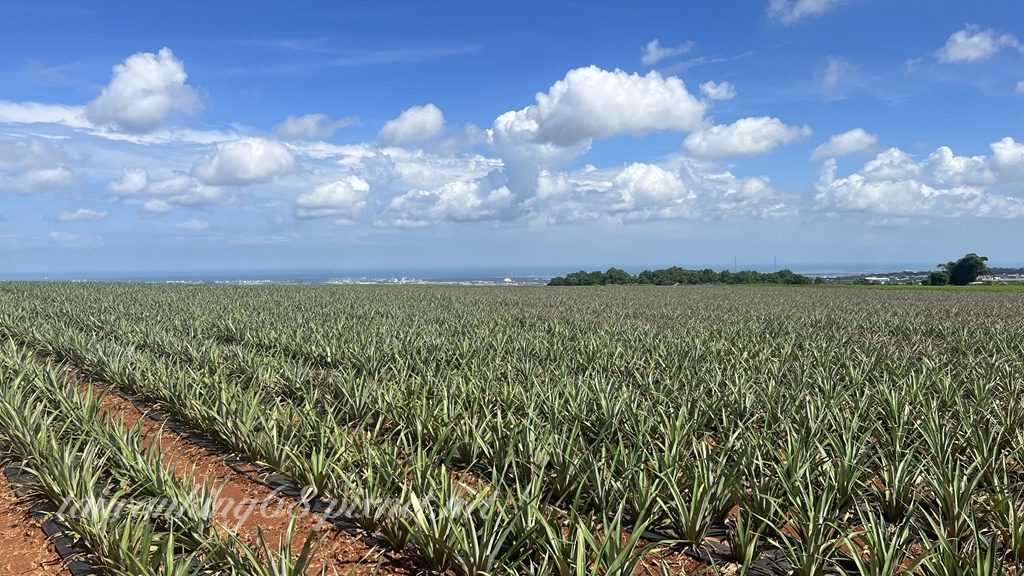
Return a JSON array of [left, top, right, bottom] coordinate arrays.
[[0, 472, 72, 576], [89, 384, 416, 576]]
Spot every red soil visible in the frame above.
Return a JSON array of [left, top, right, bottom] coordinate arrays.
[[0, 473, 72, 576]]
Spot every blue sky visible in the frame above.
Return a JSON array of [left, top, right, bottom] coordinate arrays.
[[1, 0, 1023, 276]]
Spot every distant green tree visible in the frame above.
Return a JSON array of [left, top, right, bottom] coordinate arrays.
[[924, 271, 949, 286], [603, 267, 635, 285], [549, 266, 814, 286], [940, 253, 990, 286]]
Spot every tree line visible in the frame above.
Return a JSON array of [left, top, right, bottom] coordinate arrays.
[[548, 266, 819, 286], [921, 253, 991, 286]]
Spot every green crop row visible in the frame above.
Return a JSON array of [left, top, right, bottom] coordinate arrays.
[[0, 282, 1022, 575]]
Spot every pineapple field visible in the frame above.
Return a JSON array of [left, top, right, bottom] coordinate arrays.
[[0, 282, 1021, 575]]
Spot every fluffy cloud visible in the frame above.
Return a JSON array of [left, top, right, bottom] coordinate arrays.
[[104, 168, 226, 207], [2, 166, 75, 195], [105, 167, 149, 195], [378, 104, 445, 145], [924, 147, 993, 187], [533, 161, 791, 225], [0, 101, 90, 128], [165, 184, 228, 207], [0, 139, 74, 197], [768, 0, 853, 25], [488, 110, 591, 173], [684, 117, 811, 158], [612, 163, 694, 217], [990, 137, 1024, 181], [935, 25, 1022, 63], [641, 39, 694, 66], [141, 199, 173, 215], [191, 137, 295, 186], [535, 170, 574, 200], [386, 171, 513, 224], [699, 81, 736, 101], [276, 113, 360, 140], [1017, 81, 1024, 94], [505, 66, 706, 146], [991, 137, 1024, 166], [295, 176, 370, 219], [0, 139, 67, 170], [336, 145, 501, 196], [811, 128, 878, 161], [86, 48, 199, 133], [857, 148, 923, 181], [815, 144, 1024, 218], [57, 208, 108, 222], [146, 173, 195, 196], [488, 66, 707, 191]]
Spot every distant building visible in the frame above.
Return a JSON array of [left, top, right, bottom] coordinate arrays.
[[978, 275, 1024, 284]]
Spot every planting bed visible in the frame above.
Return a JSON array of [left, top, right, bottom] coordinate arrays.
[[0, 282, 1021, 575], [0, 471, 72, 576]]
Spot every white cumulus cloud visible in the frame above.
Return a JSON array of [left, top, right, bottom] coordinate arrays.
[[935, 25, 1022, 63], [535, 170, 574, 200], [641, 39, 695, 66], [487, 66, 708, 193], [191, 137, 295, 186], [146, 173, 195, 196], [3, 166, 75, 195], [378, 104, 445, 146], [105, 167, 149, 195], [295, 176, 370, 219], [684, 117, 811, 158], [990, 137, 1024, 181], [699, 81, 736, 101], [276, 113, 360, 140], [923, 147, 993, 188], [386, 171, 513, 224], [536, 160, 791, 225], [0, 101, 90, 128], [166, 184, 228, 207], [815, 143, 1024, 218], [504, 66, 706, 147], [811, 128, 878, 161], [101, 166, 226, 208], [57, 208, 108, 222], [104, 168, 226, 207], [612, 163, 694, 215], [140, 199, 173, 215], [858, 148, 923, 182], [87, 48, 199, 133], [991, 137, 1024, 166], [0, 138, 67, 170]]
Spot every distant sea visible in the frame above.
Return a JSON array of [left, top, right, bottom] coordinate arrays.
[[1, 262, 986, 285], [2, 267, 562, 285]]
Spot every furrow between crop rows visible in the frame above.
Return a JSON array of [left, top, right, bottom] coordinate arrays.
[[0, 469, 73, 576], [1, 283, 1023, 574], [81, 376, 414, 576]]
